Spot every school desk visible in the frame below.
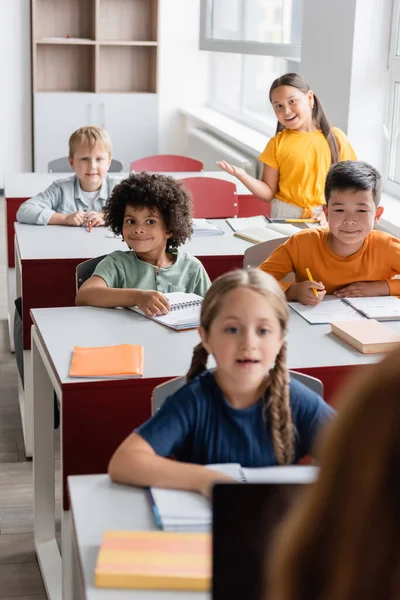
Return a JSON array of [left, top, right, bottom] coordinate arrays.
[[31, 305, 399, 598], [4, 170, 254, 268], [15, 220, 252, 459], [65, 474, 209, 600]]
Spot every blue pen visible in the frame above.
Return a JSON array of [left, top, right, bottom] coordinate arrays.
[[147, 489, 163, 529]]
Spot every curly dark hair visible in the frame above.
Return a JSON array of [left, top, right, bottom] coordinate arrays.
[[104, 172, 193, 250]]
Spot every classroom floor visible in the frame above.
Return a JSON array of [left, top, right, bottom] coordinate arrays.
[[0, 195, 58, 598]]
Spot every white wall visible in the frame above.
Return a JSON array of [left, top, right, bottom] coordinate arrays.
[[0, 0, 32, 187], [301, 0, 357, 132], [158, 0, 209, 154], [301, 0, 392, 171]]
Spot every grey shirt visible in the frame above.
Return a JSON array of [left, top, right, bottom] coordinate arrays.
[[93, 250, 212, 297], [16, 174, 117, 225]]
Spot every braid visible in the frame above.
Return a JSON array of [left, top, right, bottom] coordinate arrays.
[[313, 94, 339, 164], [186, 343, 209, 380], [263, 342, 293, 465]]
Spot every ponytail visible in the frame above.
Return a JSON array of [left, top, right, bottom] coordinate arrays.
[[263, 342, 293, 465], [187, 343, 208, 380], [312, 94, 339, 164]]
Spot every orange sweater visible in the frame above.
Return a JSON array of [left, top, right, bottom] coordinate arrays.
[[259, 228, 400, 295]]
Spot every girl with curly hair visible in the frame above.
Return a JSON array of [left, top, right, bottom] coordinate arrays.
[[108, 269, 333, 496], [76, 172, 211, 314]]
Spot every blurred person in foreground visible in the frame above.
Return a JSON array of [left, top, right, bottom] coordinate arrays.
[[268, 345, 400, 600]]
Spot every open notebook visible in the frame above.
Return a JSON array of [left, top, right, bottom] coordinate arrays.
[[289, 295, 400, 325], [226, 216, 299, 244], [128, 292, 203, 330], [148, 464, 317, 532]]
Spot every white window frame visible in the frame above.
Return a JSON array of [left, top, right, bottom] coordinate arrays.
[[385, 0, 400, 197], [199, 0, 301, 60]]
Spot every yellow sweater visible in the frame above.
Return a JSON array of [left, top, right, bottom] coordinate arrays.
[[259, 127, 356, 211], [259, 228, 400, 296]]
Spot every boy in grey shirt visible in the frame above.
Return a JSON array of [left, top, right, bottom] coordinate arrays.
[[17, 126, 116, 227]]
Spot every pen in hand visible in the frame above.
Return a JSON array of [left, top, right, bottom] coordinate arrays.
[[305, 268, 319, 298], [87, 221, 92, 233]]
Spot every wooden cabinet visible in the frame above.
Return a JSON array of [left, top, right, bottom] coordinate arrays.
[[32, 0, 159, 170]]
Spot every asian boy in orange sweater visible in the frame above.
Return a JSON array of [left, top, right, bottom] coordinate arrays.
[[259, 160, 400, 305]]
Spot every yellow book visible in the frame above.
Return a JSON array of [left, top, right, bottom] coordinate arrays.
[[95, 531, 211, 591]]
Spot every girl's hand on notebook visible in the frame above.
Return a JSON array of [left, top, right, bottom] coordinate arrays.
[[287, 281, 326, 305], [216, 160, 246, 179], [64, 211, 86, 226], [84, 211, 105, 227], [134, 290, 170, 316], [334, 280, 390, 298]]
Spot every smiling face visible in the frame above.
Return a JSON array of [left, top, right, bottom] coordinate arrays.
[[270, 85, 314, 132], [69, 142, 111, 192], [122, 205, 171, 259], [323, 189, 384, 256], [200, 287, 284, 406]]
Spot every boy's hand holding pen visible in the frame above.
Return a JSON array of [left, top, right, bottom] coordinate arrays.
[[286, 267, 325, 306], [83, 210, 105, 229]]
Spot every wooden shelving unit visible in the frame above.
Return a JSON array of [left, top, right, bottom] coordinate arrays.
[[32, 0, 158, 93]]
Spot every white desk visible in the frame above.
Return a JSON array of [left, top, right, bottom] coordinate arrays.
[[15, 220, 251, 457], [5, 170, 253, 355], [67, 474, 208, 600], [4, 170, 252, 198], [30, 304, 398, 599]]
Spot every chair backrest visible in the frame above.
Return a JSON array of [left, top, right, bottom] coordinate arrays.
[[289, 370, 324, 397], [243, 237, 289, 268], [130, 155, 203, 172], [152, 375, 186, 414], [238, 195, 271, 218], [48, 157, 123, 173], [151, 370, 324, 415], [181, 177, 238, 218], [76, 254, 107, 291]]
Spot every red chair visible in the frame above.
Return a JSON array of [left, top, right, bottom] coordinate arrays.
[[181, 177, 238, 218], [237, 194, 271, 218], [130, 155, 203, 172]]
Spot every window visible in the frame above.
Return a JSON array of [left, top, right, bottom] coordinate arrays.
[[208, 53, 299, 134], [386, 0, 400, 196], [200, 0, 303, 57], [202, 0, 302, 133]]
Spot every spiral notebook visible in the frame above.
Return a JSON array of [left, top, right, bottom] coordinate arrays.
[[128, 292, 203, 330]]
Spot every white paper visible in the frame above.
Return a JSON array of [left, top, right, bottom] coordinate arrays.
[[289, 296, 364, 325], [241, 465, 318, 484], [343, 296, 400, 321]]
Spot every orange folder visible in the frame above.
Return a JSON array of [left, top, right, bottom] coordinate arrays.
[[95, 531, 211, 591], [69, 344, 144, 378]]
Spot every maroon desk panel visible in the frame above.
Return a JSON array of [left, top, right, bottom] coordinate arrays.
[[237, 194, 271, 218], [293, 364, 370, 408], [61, 376, 171, 509], [6, 198, 27, 268], [22, 254, 245, 350]]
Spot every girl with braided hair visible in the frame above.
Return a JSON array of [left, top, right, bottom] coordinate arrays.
[[108, 269, 333, 497]]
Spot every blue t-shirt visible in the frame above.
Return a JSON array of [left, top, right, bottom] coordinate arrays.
[[136, 371, 334, 466]]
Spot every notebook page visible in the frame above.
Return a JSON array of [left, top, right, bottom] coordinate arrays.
[[192, 219, 224, 236], [226, 216, 267, 232], [289, 296, 364, 325], [241, 465, 318, 484], [342, 296, 400, 321]]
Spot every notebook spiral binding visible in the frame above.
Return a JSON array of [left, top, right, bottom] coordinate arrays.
[[170, 299, 203, 312]]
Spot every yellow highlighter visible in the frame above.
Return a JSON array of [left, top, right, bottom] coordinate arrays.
[[306, 268, 319, 298]]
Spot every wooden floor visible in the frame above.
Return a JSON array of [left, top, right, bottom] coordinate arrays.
[[0, 195, 49, 599]]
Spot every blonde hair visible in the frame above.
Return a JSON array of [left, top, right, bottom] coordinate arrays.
[[68, 125, 112, 159], [268, 345, 400, 600], [187, 269, 293, 465]]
